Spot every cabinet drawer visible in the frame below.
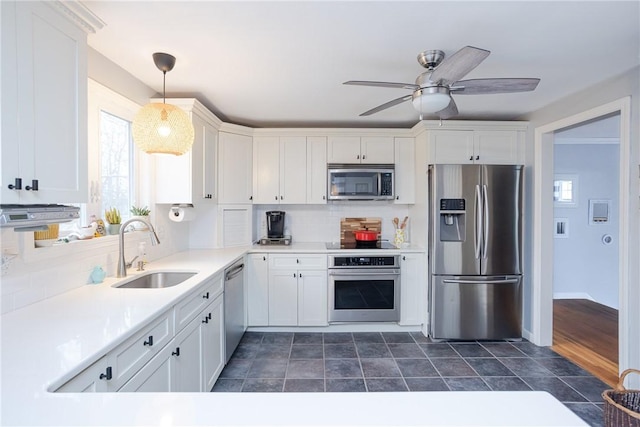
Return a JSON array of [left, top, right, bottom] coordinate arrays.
[[174, 274, 223, 332], [269, 254, 327, 270], [111, 310, 173, 389]]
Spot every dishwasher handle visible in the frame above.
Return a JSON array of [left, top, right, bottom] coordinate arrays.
[[225, 263, 245, 281]]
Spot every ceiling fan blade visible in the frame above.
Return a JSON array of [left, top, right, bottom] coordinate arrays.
[[436, 97, 459, 120], [360, 94, 413, 116], [429, 46, 490, 86], [344, 80, 419, 90], [452, 78, 540, 94]]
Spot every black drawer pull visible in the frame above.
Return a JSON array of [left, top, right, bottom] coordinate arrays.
[[143, 336, 153, 346], [172, 347, 180, 357], [202, 317, 209, 324], [99, 366, 112, 381], [203, 292, 210, 299]]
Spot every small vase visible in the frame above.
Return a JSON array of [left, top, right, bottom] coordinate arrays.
[[107, 223, 121, 235], [394, 229, 405, 248]]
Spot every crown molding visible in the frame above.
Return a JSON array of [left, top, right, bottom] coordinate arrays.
[[51, 1, 106, 34]]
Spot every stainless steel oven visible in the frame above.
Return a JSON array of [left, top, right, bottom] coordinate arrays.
[[328, 255, 400, 322]]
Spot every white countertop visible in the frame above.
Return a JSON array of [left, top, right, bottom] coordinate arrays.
[[0, 246, 587, 427], [250, 241, 426, 254]]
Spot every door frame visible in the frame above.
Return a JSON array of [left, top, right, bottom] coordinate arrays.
[[531, 97, 632, 373]]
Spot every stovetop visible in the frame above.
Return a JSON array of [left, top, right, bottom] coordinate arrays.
[[325, 241, 396, 250]]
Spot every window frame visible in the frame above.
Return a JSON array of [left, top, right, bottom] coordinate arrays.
[[86, 79, 145, 227]]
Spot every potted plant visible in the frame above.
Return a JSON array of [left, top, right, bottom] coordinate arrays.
[[104, 207, 122, 235], [130, 205, 151, 230]]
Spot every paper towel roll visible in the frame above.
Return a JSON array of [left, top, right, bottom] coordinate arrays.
[[169, 206, 196, 222]]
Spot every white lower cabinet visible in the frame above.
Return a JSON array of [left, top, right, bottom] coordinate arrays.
[[57, 276, 226, 393], [267, 254, 328, 327], [399, 253, 425, 326], [247, 254, 269, 326], [201, 295, 224, 392]]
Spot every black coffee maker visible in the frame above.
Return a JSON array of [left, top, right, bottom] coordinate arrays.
[[266, 211, 285, 238]]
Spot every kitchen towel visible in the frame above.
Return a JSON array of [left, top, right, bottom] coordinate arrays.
[[169, 205, 196, 222]]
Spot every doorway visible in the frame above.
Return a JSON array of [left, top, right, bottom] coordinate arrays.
[[531, 97, 633, 381], [551, 114, 620, 386]]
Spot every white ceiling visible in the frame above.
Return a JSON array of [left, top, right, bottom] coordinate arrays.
[[84, 1, 640, 128]]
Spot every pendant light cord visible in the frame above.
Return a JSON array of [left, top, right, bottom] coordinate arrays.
[[163, 71, 167, 104]]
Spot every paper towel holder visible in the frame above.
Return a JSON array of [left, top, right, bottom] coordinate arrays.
[[170, 203, 194, 218]]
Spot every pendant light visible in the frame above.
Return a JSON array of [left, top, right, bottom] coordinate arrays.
[[132, 52, 194, 156]]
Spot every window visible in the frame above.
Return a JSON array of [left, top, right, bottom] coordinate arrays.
[[100, 111, 134, 221], [80, 79, 146, 229], [553, 174, 578, 207]]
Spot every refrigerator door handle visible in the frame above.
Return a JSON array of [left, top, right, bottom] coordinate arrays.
[[482, 184, 489, 259], [474, 184, 482, 259], [442, 278, 519, 284]]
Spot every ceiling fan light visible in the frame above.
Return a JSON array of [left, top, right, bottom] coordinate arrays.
[[412, 91, 451, 114], [132, 103, 194, 155]]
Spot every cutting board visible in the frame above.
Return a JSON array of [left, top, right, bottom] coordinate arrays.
[[340, 217, 381, 245]]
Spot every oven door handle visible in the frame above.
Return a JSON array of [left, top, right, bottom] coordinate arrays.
[[328, 269, 400, 276]]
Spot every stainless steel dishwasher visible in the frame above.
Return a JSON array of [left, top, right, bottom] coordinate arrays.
[[224, 258, 245, 363]]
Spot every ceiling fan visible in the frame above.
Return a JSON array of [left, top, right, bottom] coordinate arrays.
[[344, 46, 540, 120]]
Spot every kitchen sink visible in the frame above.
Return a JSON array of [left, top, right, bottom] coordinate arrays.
[[114, 271, 197, 289]]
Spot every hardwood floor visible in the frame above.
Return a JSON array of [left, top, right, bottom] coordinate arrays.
[[552, 298, 619, 387]]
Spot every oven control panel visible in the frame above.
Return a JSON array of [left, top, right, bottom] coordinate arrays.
[[331, 255, 399, 268]]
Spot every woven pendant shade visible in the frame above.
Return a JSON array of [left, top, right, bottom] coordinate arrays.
[[132, 103, 194, 155]]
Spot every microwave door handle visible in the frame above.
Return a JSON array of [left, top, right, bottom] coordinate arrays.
[[377, 173, 382, 197]]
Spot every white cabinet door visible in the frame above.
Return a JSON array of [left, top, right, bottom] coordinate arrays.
[[394, 137, 415, 204], [327, 136, 361, 163], [297, 270, 328, 326], [202, 123, 218, 201], [202, 295, 224, 392], [219, 132, 253, 204], [280, 136, 307, 204], [361, 136, 395, 164], [253, 136, 280, 204], [247, 254, 269, 326], [430, 130, 475, 164], [155, 100, 219, 204], [474, 130, 521, 164], [399, 253, 424, 326], [56, 355, 112, 392], [172, 315, 202, 392], [268, 270, 298, 326], [118, 344, 174, 392], [2, 1, 88, 204], [306, 136, 327, 204]]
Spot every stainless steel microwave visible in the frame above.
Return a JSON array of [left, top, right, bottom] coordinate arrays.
[[327, 164, 394, 200]]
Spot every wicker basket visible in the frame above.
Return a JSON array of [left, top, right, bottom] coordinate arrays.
[[603, 369, 640, 427]]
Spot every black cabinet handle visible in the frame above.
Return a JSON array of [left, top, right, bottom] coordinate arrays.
[[249, 196, 253, 201], [25, 179, 38, 191], [476, 155, 480, 160], [208, 312, 212, 320], [469, 156, 473, 161], [275, 195, 278, 200], [402, 255, 406, 261], [299, 273, 302, 278], [203, 292, 210, 299], [322, 195, 326, 200], [296, 259, 299, 264], [396, 195, 399, 200], [172, 347, 180, 357], [263, 256, 266, 261], [99, 366, 112, 381], [362, 155, 366, 160], [357, 154, 360, 160], [7, 178, 22, 190], [143, 336, 153, 346], [202, 317, 209, 324]]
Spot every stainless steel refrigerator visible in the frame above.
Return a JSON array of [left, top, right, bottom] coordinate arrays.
[[428, 164, 523, 340]]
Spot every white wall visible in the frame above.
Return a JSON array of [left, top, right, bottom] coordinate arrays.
[[553, 142, 619, 308]]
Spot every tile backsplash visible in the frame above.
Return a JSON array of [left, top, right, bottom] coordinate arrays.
[[253, 203, 411, 244]]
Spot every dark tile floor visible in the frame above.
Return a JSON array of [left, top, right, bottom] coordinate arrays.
[[213, 331, 608, 427]]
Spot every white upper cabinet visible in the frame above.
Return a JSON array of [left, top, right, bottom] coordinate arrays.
[[393, 137, 415, 204], [253, 136, 307, 204], [155, 99, 219, 204], [306, 136, 328, 204], [327, 136, 394, 164], [429, 128, 523, 165], [218, 131, 253, 204], [1, 1, 94, 203]]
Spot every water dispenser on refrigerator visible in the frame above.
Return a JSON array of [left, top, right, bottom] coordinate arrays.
[[439, 199, 465, 242]]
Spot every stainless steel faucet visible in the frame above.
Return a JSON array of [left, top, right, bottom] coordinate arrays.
[[117, 218, 160, 278]]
